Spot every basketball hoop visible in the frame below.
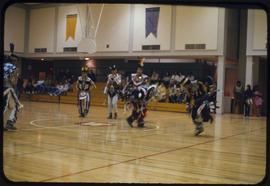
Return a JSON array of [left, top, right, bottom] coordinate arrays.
[[78, 38, 97, 54], [77, 4, 104, 54]]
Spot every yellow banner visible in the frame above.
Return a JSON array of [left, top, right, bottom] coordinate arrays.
[[66, 14, 77, 41]]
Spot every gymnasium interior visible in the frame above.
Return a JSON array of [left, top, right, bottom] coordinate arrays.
[[2, 2, 267, 184]]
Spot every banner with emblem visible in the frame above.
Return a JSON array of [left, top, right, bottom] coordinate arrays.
[[66, 14, 77, 41], [145, 7, 160, 38]]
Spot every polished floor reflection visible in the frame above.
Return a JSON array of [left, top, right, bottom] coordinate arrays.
[[3, 101, 266, 183]]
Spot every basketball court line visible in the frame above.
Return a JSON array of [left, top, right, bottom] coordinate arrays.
[[17, 118, 79, 131], [6, 147, 68, 157], [18, 116, 262, 152], [21, 101, 266, 122], [75, 121, 116, 126], [19, 103, 202, 133], [40, 126, 266, 182], [188, 147, 266, 159], [30, 118, 73, 128], [3, 141, 41, 149], [122, 160, 262, 183], [18, 118, 112, 131], [32, 129, 176, 153], [8, 139, 138, 159], [18, 118, 160, 133], [15, 124, 203, 162], [6, 131, 264, 182]]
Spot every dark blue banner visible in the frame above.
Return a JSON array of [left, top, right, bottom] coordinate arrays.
[[145, 7, 160, 38]]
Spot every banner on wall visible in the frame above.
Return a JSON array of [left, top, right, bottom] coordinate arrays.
[[66, 14, 77, 41], [145, 7, 160, 38]]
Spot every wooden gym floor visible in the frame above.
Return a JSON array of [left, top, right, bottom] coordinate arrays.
[[3, 101, 266, 183]]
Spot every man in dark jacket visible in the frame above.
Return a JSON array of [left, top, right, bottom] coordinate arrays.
[[243, 85, 253, 117], [233, 81, 244, 114]]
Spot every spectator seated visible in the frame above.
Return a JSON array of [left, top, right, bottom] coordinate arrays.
[[48, 81, 71, 96]]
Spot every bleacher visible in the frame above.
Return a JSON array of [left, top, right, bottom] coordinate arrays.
[[23, 83, 187, 113]]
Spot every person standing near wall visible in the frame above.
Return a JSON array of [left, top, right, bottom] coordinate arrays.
[[243, 85, 253, 117], [233, 81, 244, 114], [252, 85, 263, 117]]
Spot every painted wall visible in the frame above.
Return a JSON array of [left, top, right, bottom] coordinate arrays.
[[56, 5, 85, 52], [29, 7, 55, 53], [55, 4, 130, 52], [96, 4, 130, 52], [175, 6, 219, 50], [252, 10, 267, 50], [4, 6, 25, 53], [246, 9, 267, 56], [5, 4, 225, 57], [132, 4, 172, 51]]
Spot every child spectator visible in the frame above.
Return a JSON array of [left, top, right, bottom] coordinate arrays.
[[253, 85, 263, 117]]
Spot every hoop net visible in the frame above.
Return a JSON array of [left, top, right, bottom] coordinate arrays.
[[77, 4, 104, 54]]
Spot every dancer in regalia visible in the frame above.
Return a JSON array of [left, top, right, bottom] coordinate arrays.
[[123, 58, 156, 128], [104, 65, 121, 119], [76, 67, 96, 117], [3, 56, 23, 131], [179, 74, 217, 135]]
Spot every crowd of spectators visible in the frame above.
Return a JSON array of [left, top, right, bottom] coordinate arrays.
[[21, 77, 73, 96], [19, 68, 216, 105], [233, 80, 264, 117], [148, 71, 206, 104], [18, 69, 97, 97], [16, 66, 264, 116], [117, 70, 213, 104]]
